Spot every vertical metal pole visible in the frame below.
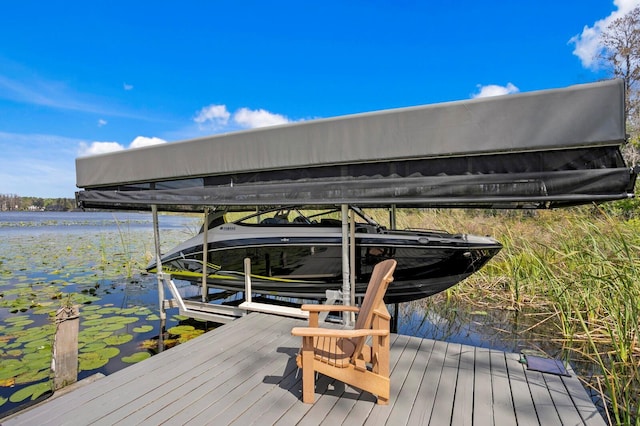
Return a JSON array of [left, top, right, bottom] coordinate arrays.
[[349, 209, 356, 323], [389, 204, 397, 230], [392, 303, 399, 333], [244, 257, 252, 303], [201, 207, 209, 303], [389, 205, 398, 333], [152, 205, 165, 321], [341, 205, 352, 326]]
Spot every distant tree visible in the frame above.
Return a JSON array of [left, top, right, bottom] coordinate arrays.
[[600, 7, 640, 124], [599, 7, 640, 167]]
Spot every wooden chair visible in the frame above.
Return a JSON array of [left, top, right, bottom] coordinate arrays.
[[291, 259, 397, 404]]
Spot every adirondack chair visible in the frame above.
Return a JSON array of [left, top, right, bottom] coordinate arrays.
[[291, 259, 397, 404]]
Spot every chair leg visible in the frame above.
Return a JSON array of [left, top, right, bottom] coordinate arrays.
[[302, 336, 315, 403]]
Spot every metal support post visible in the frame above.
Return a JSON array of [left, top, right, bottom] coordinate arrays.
[[151, 205, 166, 322], [341, 205, 352, 326], [201, 207, 209, 302]]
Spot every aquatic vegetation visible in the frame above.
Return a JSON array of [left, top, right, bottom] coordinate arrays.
[[0, 213, 213, 417], [121, 352, 151, 363], [8, 382, 51, 403], [133, 325, 153, 333], [167, 325, 204, 343]]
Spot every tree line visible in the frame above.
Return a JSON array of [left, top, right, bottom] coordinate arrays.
[[0, 194, 76, 211]]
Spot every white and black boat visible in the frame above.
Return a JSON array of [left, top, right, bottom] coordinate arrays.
[[148, 206, 502, 303]]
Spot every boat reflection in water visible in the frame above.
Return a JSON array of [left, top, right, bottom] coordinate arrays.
[[147, 206, 502, 304]]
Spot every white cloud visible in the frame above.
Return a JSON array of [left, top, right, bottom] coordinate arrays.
[[77, 136, 167, 157], [123, 83, 134, 91], [129, 136, 167, 148], [194, 104, 231, 129], [188, 104, 295, 137], [233, 108, 290, 128], [569, 0, 640, 69], [98, 119, 107, 127], [472, 83, 520, 98], [77, 141, 125, 157]]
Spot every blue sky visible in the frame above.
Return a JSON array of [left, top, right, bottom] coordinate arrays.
[[1, 0, 638, 198]]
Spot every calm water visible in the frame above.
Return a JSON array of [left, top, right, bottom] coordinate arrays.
[[0, 211, 195, 233]]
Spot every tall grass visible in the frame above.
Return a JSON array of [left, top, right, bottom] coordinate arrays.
[[393, 207, 640, 424]]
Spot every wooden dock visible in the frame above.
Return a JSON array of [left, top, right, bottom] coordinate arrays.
[[3, 313, 605, 425]]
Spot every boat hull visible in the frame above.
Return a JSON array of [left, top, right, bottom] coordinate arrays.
[[152, 231, 501, 304]]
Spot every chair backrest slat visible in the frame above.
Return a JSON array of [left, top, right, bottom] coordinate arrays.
[[351, 259, 396, 359]]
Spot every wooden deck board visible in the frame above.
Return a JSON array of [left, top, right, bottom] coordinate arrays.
[[544, 371, 586, 426], [526, 368, 564, 425], [365, 334, 418, 426], [490, 349, 518, 425], [561, 366, 607, 425], [427, 342, 461, 425], [472, 347, 494, 426], [385, 337, 435, 426], [505, 351, 539, 426], [2, 313, 606, 426], [407, 338, 452, 425], [451, 344, 476, 426]]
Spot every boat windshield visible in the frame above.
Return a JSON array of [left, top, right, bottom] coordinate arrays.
[[199, 210, 227, 233], [232, 206, 379, 226]]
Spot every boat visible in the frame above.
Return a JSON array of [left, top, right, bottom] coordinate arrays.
[[147, 206, 502, 303]]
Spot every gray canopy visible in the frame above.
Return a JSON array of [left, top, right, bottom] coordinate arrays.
[[76, 79, 637, 211]]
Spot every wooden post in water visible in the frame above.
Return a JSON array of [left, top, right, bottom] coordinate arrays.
[[52, 305, 79, 390]]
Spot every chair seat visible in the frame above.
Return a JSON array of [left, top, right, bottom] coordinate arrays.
[[314, 336, 354, 367]]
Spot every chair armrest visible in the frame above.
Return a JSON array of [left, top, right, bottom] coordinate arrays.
[[291, 327, 389, 338], [301, 304, 360, 313], [372, 307, 391, 321]]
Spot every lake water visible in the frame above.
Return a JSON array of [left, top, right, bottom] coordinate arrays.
[[0, 211, 566, 418], [0, 211, 205, 416]]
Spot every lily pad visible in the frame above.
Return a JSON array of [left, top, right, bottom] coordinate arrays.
[[121, 352, 151, 363], [0, 364, 28, 380], [100, 347, 121, 359], [104, 334, 133, 346], [167, 325, 196, 335], [80, 342, 108, 353], [14, 369, 50, 385], [78, 352, 109, 371], [9, 382, 51, 403], [132, 325, 153, 333]]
